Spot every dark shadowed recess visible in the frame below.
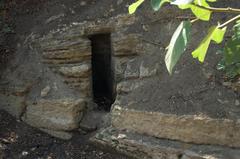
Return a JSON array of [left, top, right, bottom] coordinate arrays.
[[89, 33, 115, 111]]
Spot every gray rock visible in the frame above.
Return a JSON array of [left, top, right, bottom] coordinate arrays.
[[79, 111, 108, 132], [58, 63, 91, 78], [0, 148, 3, 159], [40, 86, 51, 97], [112, 34, 142, 56], [92, 127, 240, 159], [23, 98, 86, 131], [235, 100, 240, 106], [116, 80, 145, 94], [112, 106, 240, 148], [40, 128, 72, 140], [0, 94, 26, 119]]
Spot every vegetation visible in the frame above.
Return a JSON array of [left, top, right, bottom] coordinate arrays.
[[129, 0, 240, 78]]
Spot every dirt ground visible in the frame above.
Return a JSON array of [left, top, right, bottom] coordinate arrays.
[[0, 110, 131, 159]]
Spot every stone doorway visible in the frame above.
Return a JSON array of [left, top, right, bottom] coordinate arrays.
[[89, 33, 115, 111]]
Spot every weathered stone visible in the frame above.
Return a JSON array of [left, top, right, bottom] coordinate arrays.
[[64, 77, 92, 96], [80, 1, 86, 6], [139, 61, 158, 78], [112, 57, 128, 81], [124, 59, 140, 79], [112, 34, 142, 56], [84, 26, 113, 35], [0, 94, 26, 119], [41, 37, 91, 67], [43, 48, 91, 60], [0, 84, 31, 97], [111, 106, 240, 148], [45, 14, 65, 24], [79, 111, 107, 132], [40, 86, 51, 97], [123, 57, 159, 79], [42, 56, 91, 65], [41, 37, 90, 53], [40, 128, 72, 140], [116, 80, 145, 94], [235, 100, 240, 106], [84, 14, 136, 34], [93, 127, 240, 159], [58, 63, 91, 78], [23, 98, 86, 131], [0, 145, 4, 159], [113, 14, 137, 28]]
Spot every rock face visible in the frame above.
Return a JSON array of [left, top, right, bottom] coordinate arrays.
[[92, 127, 240, 159], [0, 84, 30, 118], [112, 34, 142, 56], [112, 106, 240, 148], [0, 12, 140, 139], [23, 98, 85, 131], [40, 128, 73, 140], [1, 0, 240, 158]]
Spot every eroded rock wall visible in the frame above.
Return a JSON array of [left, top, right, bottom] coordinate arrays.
[[0, 0, 239, 144]]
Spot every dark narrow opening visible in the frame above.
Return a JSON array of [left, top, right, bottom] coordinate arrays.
[[90, 33, 115, 111]]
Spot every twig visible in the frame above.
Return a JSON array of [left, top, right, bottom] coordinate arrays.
[[195, 5, 240, 14], [190, 18, 199, 23], [219, 14, 240, 28]]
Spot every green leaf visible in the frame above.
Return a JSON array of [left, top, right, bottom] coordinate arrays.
[[218, 21, 240, 78], [165, 21, 191, 74], [177, 4, 212, 21], [212, 26, 227, 43], [224, 31, 240, 65], [190, 4, 212, 21], [192, 26, 226, 62], [151, 0, 170, 11], [178, 4, 191, 9], [194, 0, 209, 7], [194, 0, 217, 6], [128, 0, 145, 14], [171, 0, 193, 5]]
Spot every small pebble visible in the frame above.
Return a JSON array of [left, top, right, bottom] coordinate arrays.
[[80, 1, 86, 6], [22, 151, 29, 156], [235, 100, 240, 106]]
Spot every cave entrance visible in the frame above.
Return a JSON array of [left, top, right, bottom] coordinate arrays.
[[90, 33, 115, 111]]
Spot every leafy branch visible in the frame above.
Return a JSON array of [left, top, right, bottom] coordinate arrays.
[[129, 0, 240, 78], [195, 5, 240, 14]]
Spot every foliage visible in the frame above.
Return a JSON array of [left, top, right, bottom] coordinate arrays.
[[165, 21, 191, 73], [128, 0, 240, 77], [217, 21, 240, 78]]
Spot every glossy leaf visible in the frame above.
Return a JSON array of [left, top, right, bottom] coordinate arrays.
[[171, 0, 193, 5], [190, 4, 212, 21], [165, 21, 191, 74], [151, 0, 170, 11], [192, 26, 226, 62], [212, 27, 227, 43], [177, 4, 212, 21], [129, 0, 145, 14], [194, 0, 209, 7]]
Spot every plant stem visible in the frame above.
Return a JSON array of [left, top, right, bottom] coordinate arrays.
[[196, 5, 240, 14], [219, 14, 240, 28], [190, 18, 199, 23]]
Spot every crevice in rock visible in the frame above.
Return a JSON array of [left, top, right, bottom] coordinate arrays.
[[89, 33, 116, 111], [19, 100, 28, 121], [178, 154, 183, 159]]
